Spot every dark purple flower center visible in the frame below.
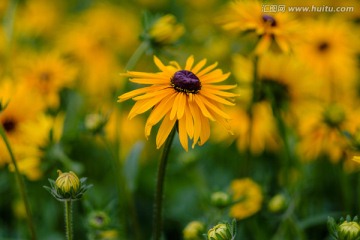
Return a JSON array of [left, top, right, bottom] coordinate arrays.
[[2, 118, 16, 133], [262, 14, 277, 27], [317, 41, 330, 52], [171, 70, 201, 94]]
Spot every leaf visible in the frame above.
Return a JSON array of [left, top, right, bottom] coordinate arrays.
[[123, 141, 145, 192]]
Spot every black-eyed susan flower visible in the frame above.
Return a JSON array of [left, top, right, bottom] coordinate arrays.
[[294, 17, 359, 83], [218, 0, 300, 54], [118, 55, 237, 151]]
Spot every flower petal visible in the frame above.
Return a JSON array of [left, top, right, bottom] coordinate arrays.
[[156, 113, 176, 149]]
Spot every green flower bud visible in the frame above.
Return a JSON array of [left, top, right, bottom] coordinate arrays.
[[44, 170, 92, 201], [88, 211, 110, 229], [211, 191, 230, 208], [339, 221, 360, 240], [268, 194, 287, 213], [183, 221, 205, 240], [85, 113, 107, 134], [55, 170, 80, 195], [208, 223, 232, 240]]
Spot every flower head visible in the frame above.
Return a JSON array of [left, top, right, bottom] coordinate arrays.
[[207, 221, 236, 240], [55, 170, 80, 195], [219, 0, 300, 54], [44, 170, 92, 201], [339, 221, 360, 240], [229, 178, 262, 220], [148, 14, 185, 46], [118, 55, 237, 151]]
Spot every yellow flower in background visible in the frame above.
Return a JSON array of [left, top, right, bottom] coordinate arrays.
[[296, 101, 360, 163], [105, 109, 144, 160], [149, 14, 185, 45], [294, 17, 359, 83], [219, 0, 300, 54], [118, 55, 237, 151], [212, 102, 280, 154], [229, 178, 262, 220], [19, 53, 76, 108], [0, 79, 51, 180], [15, 0, 63, 37]]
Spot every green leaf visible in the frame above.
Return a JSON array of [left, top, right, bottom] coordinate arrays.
[[123, 141, 144, 192]]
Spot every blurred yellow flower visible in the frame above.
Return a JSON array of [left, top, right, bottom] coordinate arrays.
[[212, 102, 280, 154], [149, 14, 185, 45], [20, 53, 76, 108], [229, 178, 262, 219], [183, 221, 205, 240], [118, 55, 237, 151], [294, 17, 359, 85], [15, 0, 63, 37], [219, 0, 300, 54], [296, 102, 360, 163], [0, 79, 51, 180]]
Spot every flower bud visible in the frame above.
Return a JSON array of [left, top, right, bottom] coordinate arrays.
[[211, 191, 230, 208], [339, 221, 360, 240], [85, 113, 107, 134], [88, 211, 110, 229], [55, 170, 80, 196], [208, 223, 232, 240], [183, 221, 205, 240], [149, 14, 185, 45], [268, 194, 287, 213]]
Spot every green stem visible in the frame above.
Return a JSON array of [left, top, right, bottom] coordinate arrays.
[[242, 56, 259, 176], [0, 125, 36, 240], [152, 127, 176, 240], [124, 41, 149, 71], [64, 200, 73, 240]]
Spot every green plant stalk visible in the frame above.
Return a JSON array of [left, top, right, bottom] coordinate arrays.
[[152, 127, 176, 240], [124, 41, 149, 71], [64, 200, 73, 240], [0, 125, 37, 240], [242, 56, 259, 176]]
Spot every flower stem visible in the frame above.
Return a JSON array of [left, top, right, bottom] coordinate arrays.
[[64, 200, 73, 240], [124, 41, 149, 71], [0, 125, 37, 240], [152, 127, 176, 240]]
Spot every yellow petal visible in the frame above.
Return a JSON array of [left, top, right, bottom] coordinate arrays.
[[191, 58, 207, 75], [178, 117, 189, 151], [193, 94, 215, 120], [156, 113, 176, 149], [185, 55, 194, 71], [196, 61, 218, 77], [197, 95, 231, 119]]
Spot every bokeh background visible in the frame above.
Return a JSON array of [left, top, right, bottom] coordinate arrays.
[[0, 0, 360, 239]]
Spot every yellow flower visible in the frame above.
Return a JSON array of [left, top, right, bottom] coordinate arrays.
[[296, 101, 360, 163], [149, 14, 185, 45], [219, 0, 300, 54], [55, 170, 80, 195], [118, 55, 237, 151], [212, 102, 280, 154], [294, 17, 359, 83], [0, 79, 51, 180], [20, 53, 76, 108], [229, 178, 262, 220]]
